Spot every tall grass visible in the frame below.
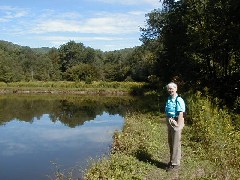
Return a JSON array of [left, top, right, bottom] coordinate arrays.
[[0, 81, 145, 94], [186, 92, 240, 179], [1, 81, 144, 89]]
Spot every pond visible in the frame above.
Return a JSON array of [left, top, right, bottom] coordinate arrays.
[[0, 94, 159, 180]]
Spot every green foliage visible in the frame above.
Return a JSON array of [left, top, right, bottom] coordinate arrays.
[[1, 81, 146, 96], [64, 63, 99, 82], [186, 92, 240, 179], [141, 0, 240, 109], [85, 153, 152, 180], [0, 82, 7, 87], [58, 41, 89, 72], [111, 113, 162, 156], [0, 40, 156, 83]]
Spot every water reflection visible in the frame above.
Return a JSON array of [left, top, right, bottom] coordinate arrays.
[[0, 94, 135, 126], [0, 94, 135, 180]]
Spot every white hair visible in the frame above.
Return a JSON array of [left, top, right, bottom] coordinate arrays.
[[166, 82, 177, 90]]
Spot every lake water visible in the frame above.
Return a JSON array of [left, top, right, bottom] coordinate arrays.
[[0, 94, 148, 180]]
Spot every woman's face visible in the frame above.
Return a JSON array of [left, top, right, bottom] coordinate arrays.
[[167, 86, 177, 97]]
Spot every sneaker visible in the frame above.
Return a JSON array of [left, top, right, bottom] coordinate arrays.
[[165, 165, 179, 172]]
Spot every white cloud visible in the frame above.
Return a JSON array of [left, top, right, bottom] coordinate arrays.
[[2, 11, 144, 50], [0, 2, 153, 51], [31, 20, 81, 33], [0, 6, 28, 22], [37, 35, 124, 41], [28, 11, 145, 35]]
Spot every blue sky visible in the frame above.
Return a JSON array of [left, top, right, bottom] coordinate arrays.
[[0, 0, 161, 51]]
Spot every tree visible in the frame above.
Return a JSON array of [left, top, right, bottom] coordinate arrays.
[[141, 0, 240, 107], [47, 48, 61, 80], [141, 2, 192, 85], [58, 41, 97, 77], [64, 63, 99, 82]]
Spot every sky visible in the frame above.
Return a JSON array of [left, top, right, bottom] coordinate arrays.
[[0, 0, 161, 51]]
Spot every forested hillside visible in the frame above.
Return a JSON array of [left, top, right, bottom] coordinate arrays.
[[0, 40, 154, 83]]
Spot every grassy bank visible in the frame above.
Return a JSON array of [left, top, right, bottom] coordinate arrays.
[[84, 113, 215, 180], [0, 81, 145, 95], [84, 92, 240, 180]]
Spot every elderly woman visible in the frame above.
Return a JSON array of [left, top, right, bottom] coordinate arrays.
[[165, 82, 186, 171]]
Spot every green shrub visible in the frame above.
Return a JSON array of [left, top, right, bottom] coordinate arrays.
[[0, 82, 7, 87], [187, 92, 240, 179]]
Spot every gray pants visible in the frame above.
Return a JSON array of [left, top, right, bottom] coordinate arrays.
[[167, 119, 182, 166]]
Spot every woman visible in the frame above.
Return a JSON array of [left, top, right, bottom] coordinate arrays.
[[165, 82, 185, 171]]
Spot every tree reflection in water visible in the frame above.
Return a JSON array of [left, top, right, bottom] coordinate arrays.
[[0, 94, 136, 127]]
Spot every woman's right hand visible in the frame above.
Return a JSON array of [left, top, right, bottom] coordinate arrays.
[[169, 118, 178, 127]]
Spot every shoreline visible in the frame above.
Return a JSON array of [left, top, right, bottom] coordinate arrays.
[[0, 89, 130, 95], [0, 81, 144, 95]]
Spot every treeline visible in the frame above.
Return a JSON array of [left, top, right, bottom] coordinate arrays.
[[0, 40, 154, 83], [141, 0, 240, 113]]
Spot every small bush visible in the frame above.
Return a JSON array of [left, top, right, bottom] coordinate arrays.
[[0, 82, 7, 87]]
